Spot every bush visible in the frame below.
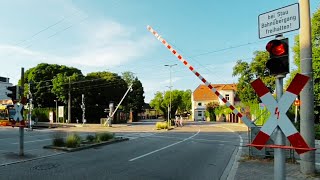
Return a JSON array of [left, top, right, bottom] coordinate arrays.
[[156, 122, 168, 129], [96, 132, 114, 142], [86, 134, 95, 142], [52, 132, 65, 147], [31, 108, 52, 122], [65, 133, 81, 148]]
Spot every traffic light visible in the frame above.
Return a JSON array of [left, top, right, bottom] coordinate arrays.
[[266, 38, 289, 75], [6, 86, 18, 100]]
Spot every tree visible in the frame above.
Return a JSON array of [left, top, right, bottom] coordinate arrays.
[[23, 63, 83, 107], [287, 8, 320, 121], [83, 71, 128, 123], [180, 89, 192, 113], [121, 72, 145, 121], [150, 89, 191, 119], [232, 51, 275, 105], [206, 102, 219, 121], [150, 92, 167, 116]]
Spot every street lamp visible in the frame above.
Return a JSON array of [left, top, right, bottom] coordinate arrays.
[[54, 100, 58, 123], [164, 64, 177, 127]]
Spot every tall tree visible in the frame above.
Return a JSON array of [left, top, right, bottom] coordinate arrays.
[[232, 51, 275, 105], [150, 92, 167, 116], [23, 63, 83, 107], [150, 89, 191, 119], [83, 71, 127, 122], [287, 8, 320, 121], [121, 72, 145, 121]]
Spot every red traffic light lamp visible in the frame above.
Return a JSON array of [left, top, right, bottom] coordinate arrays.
[[266, 38, 289, 75]]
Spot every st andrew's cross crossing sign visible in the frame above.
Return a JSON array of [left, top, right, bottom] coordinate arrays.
[[250, 73, 314, 154], [13, 104, 23, 121]]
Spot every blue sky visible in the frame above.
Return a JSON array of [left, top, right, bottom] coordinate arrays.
[[0, 0, 319, 103]]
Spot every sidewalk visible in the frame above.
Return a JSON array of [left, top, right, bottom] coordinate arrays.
[[230, 126, 320, 180]]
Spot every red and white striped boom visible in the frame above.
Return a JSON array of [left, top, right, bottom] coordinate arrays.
[[147, 25, 255, 128]]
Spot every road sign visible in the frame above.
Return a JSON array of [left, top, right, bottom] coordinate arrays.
[[250, 73, 313, 154], [58, 106, 64, 118], [13, 104, 23, 121], [258, 3, 300, 39], [294, 99, 300, 106]]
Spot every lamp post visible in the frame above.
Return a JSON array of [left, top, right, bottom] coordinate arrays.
[[164, 64, 177, 127], [54, 100, 58, 123]]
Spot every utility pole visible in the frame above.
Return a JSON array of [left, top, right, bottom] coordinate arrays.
[[19, 67, 24, 156], [68, 76, 71, 123], [81, 94, 85, 125], [299, 0, 315, 174], [54, 100, 58, 123], [165, 64, 177, 127], [27, 82, 33, 131]]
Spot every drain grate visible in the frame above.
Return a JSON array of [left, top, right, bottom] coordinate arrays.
[[32, 163, 59, 170]]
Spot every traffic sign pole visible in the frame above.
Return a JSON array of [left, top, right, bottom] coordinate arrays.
[[19, 67, 24, 156], [274, 75, 286, 180]]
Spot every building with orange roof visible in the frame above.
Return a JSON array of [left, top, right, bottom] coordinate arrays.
[[192, 83, 240, 122]]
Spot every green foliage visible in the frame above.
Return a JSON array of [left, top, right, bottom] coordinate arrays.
[[247, 103, 270, 126], [150, 90, 191, 119], [123, 74, 145, 121], [86, 135, 95, 142], [31, 108, 51, 122], [23, 63, 83, 108], [84, 71, 127, 123], [206, 102, 219, 121], [65, 133, 82, 148], [288, 7, 320, 121], [232, 51, 275, 105], [96, 132, 114, 142], [156, 122, 168, 129], [52, 132, 65, 147]]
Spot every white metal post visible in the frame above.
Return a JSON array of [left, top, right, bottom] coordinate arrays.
[[165, 64, 177, 128], [274, 75, 286, 180]]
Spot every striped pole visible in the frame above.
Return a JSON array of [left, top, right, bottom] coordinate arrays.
[[147, 25, 255, 128]]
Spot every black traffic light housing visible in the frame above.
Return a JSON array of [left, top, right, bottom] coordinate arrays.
[[6, 86, 18, 100], [266, 38, 289, 75]]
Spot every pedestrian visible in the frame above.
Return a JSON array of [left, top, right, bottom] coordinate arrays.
[[175, 115, 180, 127], [180, 116, 183, 127]]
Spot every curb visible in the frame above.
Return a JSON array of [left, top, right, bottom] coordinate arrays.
[[43, 137, 129, 152]]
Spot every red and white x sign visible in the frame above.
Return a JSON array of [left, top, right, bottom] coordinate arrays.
[[251, 73, 312, 154]]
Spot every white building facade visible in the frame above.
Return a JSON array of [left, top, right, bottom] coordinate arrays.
[[192, 84, 239, 122]]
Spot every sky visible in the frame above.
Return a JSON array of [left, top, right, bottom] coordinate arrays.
[[0, 0, 319, 103]]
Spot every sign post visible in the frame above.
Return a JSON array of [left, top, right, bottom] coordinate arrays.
[[258, 3, 300, 39], [249, 73, 315, 180], [58, 106, 64, 123]]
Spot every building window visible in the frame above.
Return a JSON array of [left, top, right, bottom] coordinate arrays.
[[198, 111, 202, 117], [225, 94, 230, 100], [198, 102, 202, 106]]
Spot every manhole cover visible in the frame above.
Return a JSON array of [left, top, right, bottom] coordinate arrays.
[[32, 163, 59, 170]]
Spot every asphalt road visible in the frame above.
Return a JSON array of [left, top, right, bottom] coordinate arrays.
[[0, 121, 247, 180]]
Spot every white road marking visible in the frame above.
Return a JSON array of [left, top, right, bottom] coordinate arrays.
[[214, 125, 243, 180], [129, 129, 200, 162], [0, 152, 66, 167], [11, 138, 52, 144]]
